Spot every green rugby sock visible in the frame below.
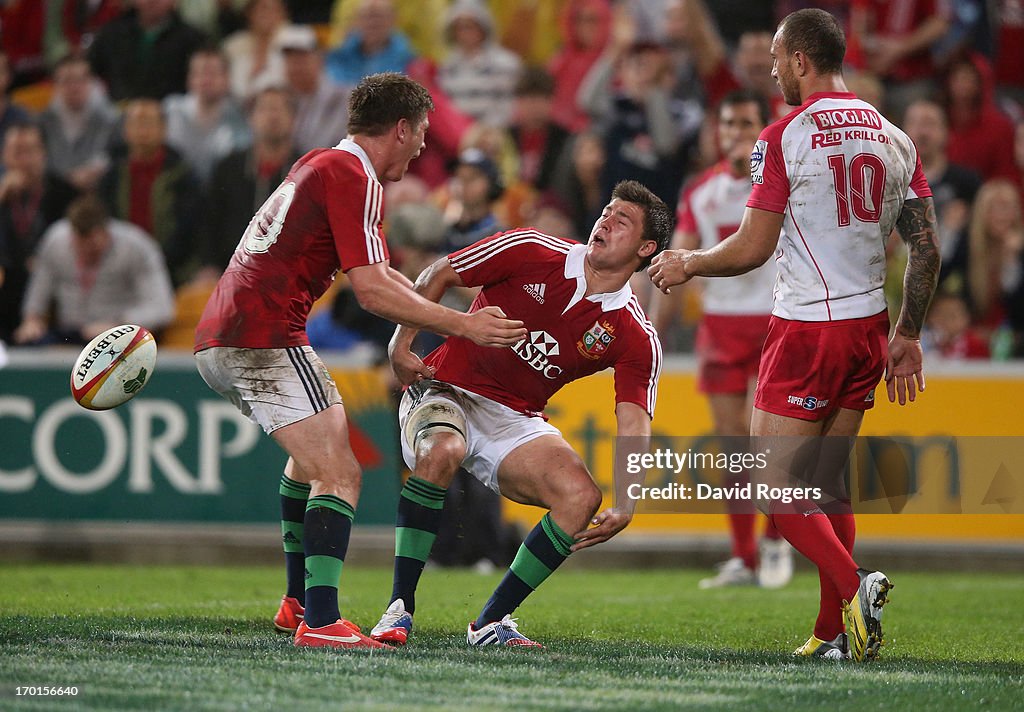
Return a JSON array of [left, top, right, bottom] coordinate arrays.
[[475, 513, 574, 628], [279, 475, 310, 602], [391, 477, 447, 614], [303, 495, 355, 628]]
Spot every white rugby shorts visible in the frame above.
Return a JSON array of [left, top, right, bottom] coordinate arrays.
[[399, 380, 561, 494], [195, 346, 342, 433]]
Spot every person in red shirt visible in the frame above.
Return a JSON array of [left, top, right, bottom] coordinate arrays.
[[923, 292, 991, 359], [548, 0, 612, 132], [369, 180, 672, 648], [851, 0, 951, 118], [944, 53, 1020, 182], [193, 72, 527, 650]]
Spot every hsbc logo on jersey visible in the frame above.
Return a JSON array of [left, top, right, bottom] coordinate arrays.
[[511, 331, 563, 379], [750, 140, 767, 184]]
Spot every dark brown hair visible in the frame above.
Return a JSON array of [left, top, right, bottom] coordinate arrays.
[[347, 72, 434, 137], [778, 8, 846, 76], [611, 180, 674, 271], [68, 195, 110, 236]]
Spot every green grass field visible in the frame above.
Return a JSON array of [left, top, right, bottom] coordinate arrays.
[[1, 564, 1021, 711]]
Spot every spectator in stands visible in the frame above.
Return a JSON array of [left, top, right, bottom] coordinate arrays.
[[994, 0, 1024, 113], [509, 67, 572, 193], [386, 201, 446, 283], [280, 25, 349, 153], [659, 1, 783, 119], [51, 0, 124, 65], [944, 53, 1020, 182], [548, 0, 611, 132], [440, 148, 505, 254], [1016, 120, 1024, 194], [222, 0, 292, 100], [851, 0, 951, 119], [163, 47, 251, 184], [457, 122, 535, 227], [580, 39, 691, 206], [89, 0, 208, 101], [438, 0, 522, 128], [38, 54, 118, 193], [0, 123, 78, 342], [324, 0, 414, 86], [551, 131, 606, 242], [0, 52, 32, 147], [328, 0, 447, 63], [732, 31, 784, 112], [13, 195, 174, 346], [903, 99, 983, 280], [200, 86, 298, 276], [490, 0, 565, 67], [177, 0, 246, 40], [284, 0, 331, 24], [99, 99, 202, 285], [403, 57, 474, 189], [523, 192, 578, 241], [845, 71, 886, 112], [923, 291, 990, 360], [0, 2, 47, 87], [964, 180, 1024, 342]]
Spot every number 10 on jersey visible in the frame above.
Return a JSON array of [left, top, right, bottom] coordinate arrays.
[[827, 153, 886, 226]]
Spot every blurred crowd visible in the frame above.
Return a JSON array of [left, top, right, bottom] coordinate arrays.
[[0, 0, 1023, 361]]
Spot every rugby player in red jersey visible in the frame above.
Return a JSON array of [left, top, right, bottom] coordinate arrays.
[[369, 180, 672, 648], [194, 73, 526, 649]]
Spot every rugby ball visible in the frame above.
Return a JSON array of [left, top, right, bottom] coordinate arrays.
[[70, 325, 157, 410]]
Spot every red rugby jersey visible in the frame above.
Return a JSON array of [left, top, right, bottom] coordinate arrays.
[[426, 231, 662, 417], [195, 139, 389, 350]]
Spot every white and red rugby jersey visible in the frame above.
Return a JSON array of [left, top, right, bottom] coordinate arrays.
[[425, 231, 662, 417], [195, 138, 389, 350], [677, 161, 777, 315], [747, 92, 931, 321]]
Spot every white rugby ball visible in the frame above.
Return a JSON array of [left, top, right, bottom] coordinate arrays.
[[70, 325, 157, 410]]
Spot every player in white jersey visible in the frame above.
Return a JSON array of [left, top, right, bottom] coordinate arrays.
[[649, 9, 939, 662], [660, 90, 792, 590]]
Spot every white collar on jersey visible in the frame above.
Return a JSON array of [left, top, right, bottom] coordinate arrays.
[[334, 137, 379, 182], [562, 243, 634, 315]]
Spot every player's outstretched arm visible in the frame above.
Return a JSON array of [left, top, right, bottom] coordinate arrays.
[[348, 261, 526, 355], [571, 402, 651, 552], [887, 196, 940, 405], [649, 227, 699, 334], [648, 207, 783, 293]]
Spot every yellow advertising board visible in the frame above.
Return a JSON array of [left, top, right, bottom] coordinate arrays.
[[504, 365, 1024, 541]]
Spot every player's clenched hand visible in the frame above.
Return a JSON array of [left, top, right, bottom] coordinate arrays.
[[462, 306, 527, 347], [390, 348, 434, 386], [647, 250, 695, 294], [885, 332, 925, 405], [571, 507, 632, 551]]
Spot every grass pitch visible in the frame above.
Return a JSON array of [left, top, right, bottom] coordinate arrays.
[[0, 564, 1021, 711]]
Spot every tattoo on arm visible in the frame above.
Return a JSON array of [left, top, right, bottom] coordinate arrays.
[[894, 196, 940, 338]]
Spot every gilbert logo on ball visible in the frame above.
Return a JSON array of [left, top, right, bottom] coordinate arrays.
[[70, 324, 158, 410]]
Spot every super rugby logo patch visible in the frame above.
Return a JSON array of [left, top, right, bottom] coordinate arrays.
[[577, 320, 615, 360], [750, 140, 767, 184]]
